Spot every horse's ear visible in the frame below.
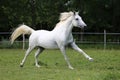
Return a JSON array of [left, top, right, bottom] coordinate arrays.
[[73, 11, 76, 15], [73, 11, 79, 15], [76, 11, 79, 15]]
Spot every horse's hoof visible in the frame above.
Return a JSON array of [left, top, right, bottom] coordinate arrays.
[[36, 65, 41, 68], [20, 64, 24, 67], [89, 58, 94, 62], [69, 66, 74, 70]]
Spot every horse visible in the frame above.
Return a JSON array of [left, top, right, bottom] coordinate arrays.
[[10, 11, 93, 69]]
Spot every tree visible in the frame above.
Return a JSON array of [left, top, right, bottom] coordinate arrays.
[[112, 0, 120, 32], [0, 0, 120, 32]]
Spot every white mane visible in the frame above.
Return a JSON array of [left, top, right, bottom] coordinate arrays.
[[59, 11, 74, 21], [55, 11, 74, 27]]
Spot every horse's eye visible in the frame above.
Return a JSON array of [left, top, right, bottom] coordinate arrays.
[[76, 18, 79, 20]]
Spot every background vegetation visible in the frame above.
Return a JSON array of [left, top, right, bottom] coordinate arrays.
[[0, 0, 120, 32]]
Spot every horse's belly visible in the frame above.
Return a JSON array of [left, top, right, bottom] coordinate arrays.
[[38, 40, 58, 49], [30, 30, 58, 49], [37, 36, 58, 49]]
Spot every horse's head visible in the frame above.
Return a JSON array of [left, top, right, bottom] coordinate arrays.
[[72, 12, 87, 29]]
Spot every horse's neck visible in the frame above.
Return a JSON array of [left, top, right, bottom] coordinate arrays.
[[64, 21, 73, 36], [53, 16, 73, 33]]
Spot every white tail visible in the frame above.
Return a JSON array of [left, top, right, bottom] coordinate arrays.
[[10, 24, 35, 44]]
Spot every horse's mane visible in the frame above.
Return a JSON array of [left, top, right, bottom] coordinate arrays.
[[59, 11, 74, 21], [55, 11, 74, 27]]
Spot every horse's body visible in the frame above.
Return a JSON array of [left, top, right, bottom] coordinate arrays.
[[10, 11, 93, 69], [31, 29, 73, 49]]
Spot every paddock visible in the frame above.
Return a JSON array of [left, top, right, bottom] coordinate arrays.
[[0, 49, 119, 80]]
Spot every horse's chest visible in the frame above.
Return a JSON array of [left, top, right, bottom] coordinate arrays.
[[56, 33, 73, 45]]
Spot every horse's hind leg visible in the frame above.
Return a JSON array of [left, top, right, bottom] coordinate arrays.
[[20, 46, 35, 67], [35, 47, 44, 67]]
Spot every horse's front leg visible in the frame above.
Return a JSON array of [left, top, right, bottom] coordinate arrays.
[[71, 42, 93, 61], [59, 46, 74, 69]]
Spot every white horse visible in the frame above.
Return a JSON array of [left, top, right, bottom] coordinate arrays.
[[10, 11, 93, 69]]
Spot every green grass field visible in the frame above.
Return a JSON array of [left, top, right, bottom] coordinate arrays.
[[0, 49, 120, 80]]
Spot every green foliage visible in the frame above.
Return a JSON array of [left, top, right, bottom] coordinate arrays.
[[0, 0, 120, 32], [0, 49, 120, 80], [0, 39, 11, 48]]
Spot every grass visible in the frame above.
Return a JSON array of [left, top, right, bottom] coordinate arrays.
[[0, 49, 120, 80]]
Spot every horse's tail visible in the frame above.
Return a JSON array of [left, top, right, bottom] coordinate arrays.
[[10, 24, 35, 44]]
